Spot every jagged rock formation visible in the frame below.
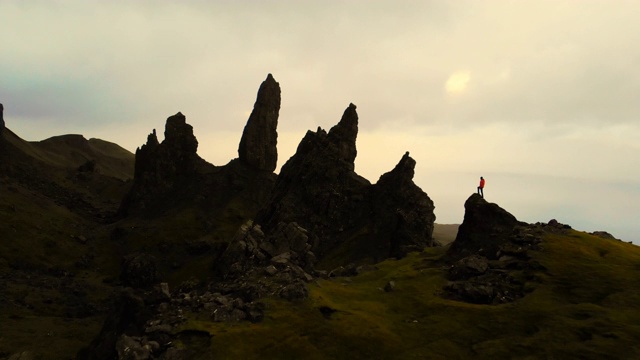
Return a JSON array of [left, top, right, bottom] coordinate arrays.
[[120, 76, 284, 217], [447, 193, 525, 261], [371, 152, 437, 257], [238, 73, 280, 172], [256, 103, 436, 266], [121, 112, 208, 213]]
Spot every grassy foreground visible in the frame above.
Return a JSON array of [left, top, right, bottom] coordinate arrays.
[[178, 231, 640, 360]]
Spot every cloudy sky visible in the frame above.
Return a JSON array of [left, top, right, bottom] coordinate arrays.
[[2, 1, 639, 242]]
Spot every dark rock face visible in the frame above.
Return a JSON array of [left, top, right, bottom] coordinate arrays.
[[257, 104, 436, 265], [121, 113, 206, 214], [0, 103, 4, 136], [238, 73, 280, 172], [121, 253, 160, 288], [447, 193, 524, 261], [371, 152, 436, 258]]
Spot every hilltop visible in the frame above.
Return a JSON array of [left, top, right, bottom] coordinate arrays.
[[1, 76, 639, 360]]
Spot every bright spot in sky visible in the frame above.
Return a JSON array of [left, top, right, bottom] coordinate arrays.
[[445, 71, 471, 94]]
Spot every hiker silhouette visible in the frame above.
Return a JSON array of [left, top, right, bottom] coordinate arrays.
[[477, 176, 485, 198]]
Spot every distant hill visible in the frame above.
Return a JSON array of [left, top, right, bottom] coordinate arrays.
[[433, 223, 459, 245], [3, 129, 133, 180]]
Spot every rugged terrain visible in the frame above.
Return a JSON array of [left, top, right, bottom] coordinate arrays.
[[1, 76, 639, 359]]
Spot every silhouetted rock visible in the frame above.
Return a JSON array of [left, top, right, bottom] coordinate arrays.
[[442, 196, 547, 304], [327, 103, 358, 170], [121, 113, 207, 214], [238, 73, 280, 172], [257, 105, 436, 265], [371, 152, 436, 258], [0, 103, 4, 136], [447, 193, 524, 261]]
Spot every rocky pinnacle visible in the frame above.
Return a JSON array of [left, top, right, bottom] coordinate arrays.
[[238, 73, 281, 172], [328, 103, 358, 167]]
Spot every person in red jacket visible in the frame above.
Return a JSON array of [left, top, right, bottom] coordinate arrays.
[[477, 176, 485, 198]]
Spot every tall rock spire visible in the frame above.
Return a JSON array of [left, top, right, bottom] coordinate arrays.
[[238, 73, 280, 172]]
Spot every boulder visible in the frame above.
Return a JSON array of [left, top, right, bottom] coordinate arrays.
[[238, 73, 280, 172], [448, 255, 489, 281], [116, 335, 150, 360], [591, 231, 617, 240], [278, 280, 309, 301]]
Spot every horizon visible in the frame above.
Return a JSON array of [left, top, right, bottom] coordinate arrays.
[[2, 1, 638, 243]]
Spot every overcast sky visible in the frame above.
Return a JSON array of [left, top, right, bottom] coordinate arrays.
[[2, 1, 639, 243]]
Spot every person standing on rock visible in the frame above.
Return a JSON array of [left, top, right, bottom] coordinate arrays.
[[477, 176, 485, 198]]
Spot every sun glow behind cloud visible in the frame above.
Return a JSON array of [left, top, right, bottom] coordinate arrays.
[[445, 71, 471, 94]]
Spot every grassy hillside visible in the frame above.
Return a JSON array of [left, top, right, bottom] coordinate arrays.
[[176, 230, 640, 359], [0, 128, 135, 359]]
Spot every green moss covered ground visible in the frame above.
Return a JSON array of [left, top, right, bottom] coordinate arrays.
[[176, 231, 640, 359]]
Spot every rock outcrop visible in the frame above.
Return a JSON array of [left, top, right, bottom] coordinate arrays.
[[443, 194, 546, 304], [371, 152, 436, 258], [238, 73, 280, 172], [447, 193, 524, 261], [256, 103, 436, 265], [121, 112, 207, 214]]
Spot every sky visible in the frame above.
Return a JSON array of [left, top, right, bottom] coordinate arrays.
[[1, 1, 639, 243]]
